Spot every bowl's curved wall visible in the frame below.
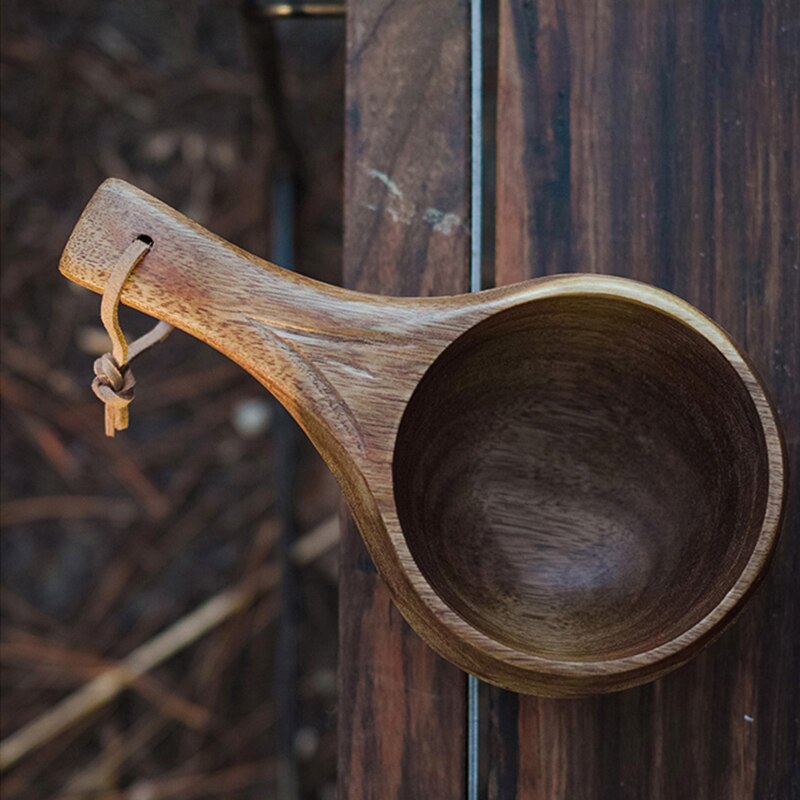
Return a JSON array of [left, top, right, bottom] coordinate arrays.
[[394, 293, 771, 662]]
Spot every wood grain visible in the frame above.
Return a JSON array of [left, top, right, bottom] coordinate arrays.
[[492, 0, 798, 795], [396, 296, 776, 663], [339, 0, 469, 794], [61, 179, 784, 699]]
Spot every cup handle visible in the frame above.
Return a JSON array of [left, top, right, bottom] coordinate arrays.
[[59, 179, 432, 459]]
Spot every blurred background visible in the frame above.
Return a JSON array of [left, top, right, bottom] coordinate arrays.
[[1, 1, 346, 797]]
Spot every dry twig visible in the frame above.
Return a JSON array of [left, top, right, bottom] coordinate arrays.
[[0, 567, 279, 772]]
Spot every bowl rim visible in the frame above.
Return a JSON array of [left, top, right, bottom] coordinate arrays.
[[389, 274, 787, 686]]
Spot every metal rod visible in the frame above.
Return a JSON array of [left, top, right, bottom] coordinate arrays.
[[243, 8, 305, 797], [470, 0, 483, 295], [468, 1, 483, 799], [467, 674, 480, 800], [272, 187, 301, 799]]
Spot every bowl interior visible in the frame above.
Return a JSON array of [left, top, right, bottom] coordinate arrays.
[[393, 294, 769, 661]]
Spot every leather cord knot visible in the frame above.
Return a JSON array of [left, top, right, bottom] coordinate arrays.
[[92, 353, 136, 432], [93, 237, 173, 437]]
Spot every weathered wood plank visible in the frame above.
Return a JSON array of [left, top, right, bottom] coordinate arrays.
[[492, 0, 799, 798], [339, 1, 470, 796]]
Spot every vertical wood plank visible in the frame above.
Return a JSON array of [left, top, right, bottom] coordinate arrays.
[[492, 1, 799, 798], [338, 1, 470, 796]]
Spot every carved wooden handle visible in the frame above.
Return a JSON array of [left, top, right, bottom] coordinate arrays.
[[59, 179, 448, 459], [61, 180, 364, 352]]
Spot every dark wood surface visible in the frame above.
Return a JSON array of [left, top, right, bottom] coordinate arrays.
[[491, 0, 799, 798], [338, 0, 470, 796]]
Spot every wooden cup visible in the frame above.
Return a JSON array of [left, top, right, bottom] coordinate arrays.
[[60, 179, 786, 696]]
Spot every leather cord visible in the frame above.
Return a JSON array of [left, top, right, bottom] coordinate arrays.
[[92, 237, 173, 437]]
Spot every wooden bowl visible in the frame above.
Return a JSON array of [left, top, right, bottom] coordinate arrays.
[[395, 295, 780, 669], [60, 180, 786, 696]]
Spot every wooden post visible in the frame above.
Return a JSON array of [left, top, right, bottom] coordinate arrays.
[[339, 0, 470, 795], [491, 0, 799, 797]]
